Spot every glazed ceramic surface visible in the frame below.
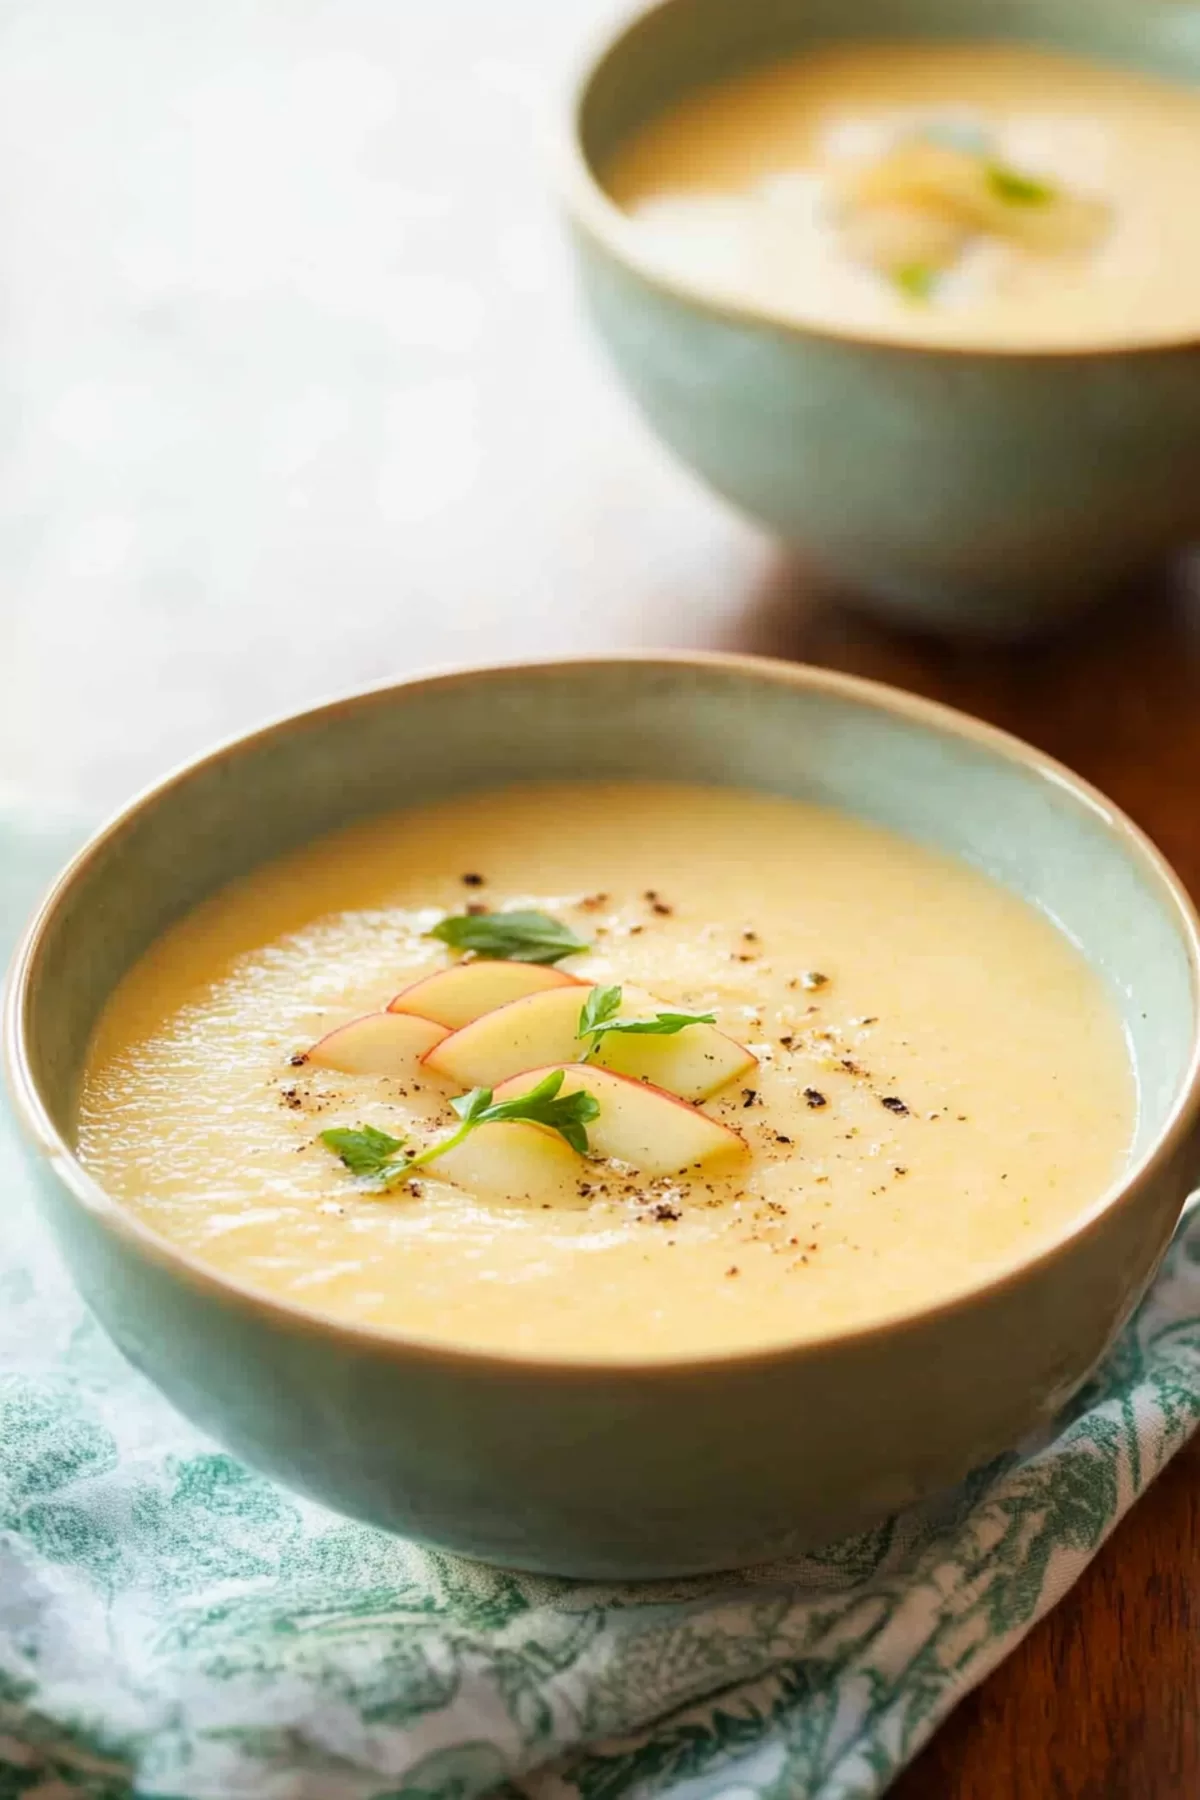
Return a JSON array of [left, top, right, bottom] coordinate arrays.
[[6, 655, 1200, 1576], [562, 0, 1200, 637]]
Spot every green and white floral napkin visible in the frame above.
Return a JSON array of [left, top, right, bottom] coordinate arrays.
[[3, 813, 1200, 1800]]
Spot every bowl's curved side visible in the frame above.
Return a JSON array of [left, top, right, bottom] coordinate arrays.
[[6, 654, 1200, 1575], [560, 0, 1200, 632], [16, 1109, 1196, 1578], [567, 225, 1200, 635]]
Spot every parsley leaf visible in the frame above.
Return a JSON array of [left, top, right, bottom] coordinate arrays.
[[451, 1070, 601, 1156], [319, 1123, 408, 1182], [447, 1085, 499, 1130], [577, 984, 623, 1039], [892, 262, 938, 303], [320, 1072, 601, 1190], [985, 162, 1056, 207], [576, 983, 716, 1060], [428, 909, 589, 966]]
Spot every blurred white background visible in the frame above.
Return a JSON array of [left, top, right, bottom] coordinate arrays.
[[0, 0, 774, 820]]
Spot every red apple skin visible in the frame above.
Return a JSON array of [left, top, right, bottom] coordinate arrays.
[[387, 962, 582, 1029], [593, 1023, 757, 1100], [491, 1063, 747, 1176], [423, 980, 755, 1102], [436, 1120, 584, 1205], [306, 1010, 448, 1079]]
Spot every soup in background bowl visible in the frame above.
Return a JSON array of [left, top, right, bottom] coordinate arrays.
[[562, 0, 1200, 636], [5, 655, 1200, 1576], [607, 40, 1200, 352]]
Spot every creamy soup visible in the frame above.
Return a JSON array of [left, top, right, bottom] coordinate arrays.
[[76, 781, 1134, 1359], [604, 42, 1200, 350]]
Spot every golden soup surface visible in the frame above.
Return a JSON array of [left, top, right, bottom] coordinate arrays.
[[77, 781, 1134, 1358]]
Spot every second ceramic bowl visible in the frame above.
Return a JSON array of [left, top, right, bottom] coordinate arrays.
[[5, 655, 1200, 1576], [561, 0, 1200, 637]]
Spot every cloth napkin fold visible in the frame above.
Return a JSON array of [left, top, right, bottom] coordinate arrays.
[[2, 813, 1199, 1800]]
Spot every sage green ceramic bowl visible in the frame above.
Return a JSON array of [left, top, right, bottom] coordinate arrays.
[[5, 654, 1200, 1577], [561, 0, 1200, 637]]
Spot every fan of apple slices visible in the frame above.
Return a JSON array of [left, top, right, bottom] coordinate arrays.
[[306, 959, 755, 1192], [832, 132, 1110, 299]]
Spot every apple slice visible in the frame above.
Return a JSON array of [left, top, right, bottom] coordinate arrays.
[[594, 1020, 756, 1102], [423, 983, 590, 1088], [307, 1011, 448, 1080], [491, 1065, 746, 1177], [388, 960, 580, 1030], [423, 981, 754, 1101], [435, 1121, 583, 1205]]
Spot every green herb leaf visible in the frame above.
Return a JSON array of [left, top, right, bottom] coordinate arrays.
[[985, 162, 1056, 207], [453, 1069, 602, 1156], [597, 1009, 718, 1037], [891, 262, 937, 302], [320, 1123, 409, 1181], [577, 982, 716, 1059], [428, 909, 589, 966], [577, 984, 623, 1039], [319, 1072, 601, 1191], [448, 1085, 499, 1130]]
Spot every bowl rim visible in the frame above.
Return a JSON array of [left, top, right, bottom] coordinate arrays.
[[556, 0, 1200, 364], [6, 648, 1200, 1378]]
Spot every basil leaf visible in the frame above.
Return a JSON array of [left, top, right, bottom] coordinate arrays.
[[429, 909, 589, 966], [577, 982, 717, 1056], [473, 1069, 601, 1156], [320, 1123, 408, 1180], [892, 262, 937, 302], [577, 984, 623, 1039], [593, 1009, 717, 1039], [986, 162, 1056, 207], [321, 1071, 601, 1187]]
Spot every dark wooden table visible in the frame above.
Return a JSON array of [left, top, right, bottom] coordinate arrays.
[[898, 1436, 1200, 1798], [776, 573, 1200, 1799], [9, 2, 1199, 1787]]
